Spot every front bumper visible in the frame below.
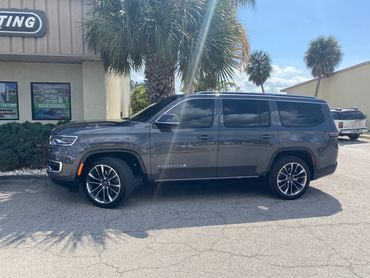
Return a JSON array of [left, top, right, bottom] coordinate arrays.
[[47, 160, 80, 184], [47, 144, 83, 185]]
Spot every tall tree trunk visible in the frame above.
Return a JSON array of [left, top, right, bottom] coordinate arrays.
[[261, 83, 265, 94], [314, 76, 322, 97], [145, 52, 175, 103]]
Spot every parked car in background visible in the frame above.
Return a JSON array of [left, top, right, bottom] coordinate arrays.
[[331, 108, 368, 140], [48, 92, 339, 208]]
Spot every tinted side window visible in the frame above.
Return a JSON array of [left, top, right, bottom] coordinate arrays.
[[331, 111, 341, 120], [277, 101, 324, 127], [223, 99, 270, 128], [342, 111, 366, 120], [159, 99, 214, 128], [130, 96, 180, 122]]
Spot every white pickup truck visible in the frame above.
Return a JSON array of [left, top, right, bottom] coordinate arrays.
[[331, 108, 368, 140]]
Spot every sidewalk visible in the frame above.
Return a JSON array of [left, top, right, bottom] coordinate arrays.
[[362, 132, 370, 139]]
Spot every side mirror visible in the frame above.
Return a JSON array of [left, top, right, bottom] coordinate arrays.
[[155, 113, 180, 129]]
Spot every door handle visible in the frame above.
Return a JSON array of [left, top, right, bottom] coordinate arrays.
[[260, 134, 274, 140], [197, 135, 213, 140]]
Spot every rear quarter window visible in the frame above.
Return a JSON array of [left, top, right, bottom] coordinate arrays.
[[277, 101, 324, 127], [331, 111, 341, 120]]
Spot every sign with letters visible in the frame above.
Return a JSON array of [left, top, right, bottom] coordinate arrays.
[[0, 9, 47, 37], [31, 83, 71, 121], [0, 82, 19, 120]]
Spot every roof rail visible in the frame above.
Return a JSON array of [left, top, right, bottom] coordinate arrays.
[[330, 107, 359, 111], [195, 91, 316, 99]]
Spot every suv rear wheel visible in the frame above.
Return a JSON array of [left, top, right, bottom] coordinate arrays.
[[348, 134, 360, 141], [269, 156, 311, 200], [83, 157, 134, 208]]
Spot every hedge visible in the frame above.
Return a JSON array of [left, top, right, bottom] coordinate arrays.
[[0, 122, 60, 171]]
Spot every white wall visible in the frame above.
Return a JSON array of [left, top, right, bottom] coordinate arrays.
[[105, 72, 131, 120], [0, 61, 131, 123], [283, 63, 370, 129], [82, 61, 106, 120]]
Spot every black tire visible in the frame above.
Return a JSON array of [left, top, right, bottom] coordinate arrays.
[[348, 134, 360, 141], [268, 156, 311, 200], [82, 157, 134, 208]]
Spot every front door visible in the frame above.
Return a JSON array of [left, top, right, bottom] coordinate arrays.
[[150, 98, 217, 181]]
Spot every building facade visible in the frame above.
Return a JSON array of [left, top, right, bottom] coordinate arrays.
[[0, 0, 130, 123], [281, 61, 370, 129]]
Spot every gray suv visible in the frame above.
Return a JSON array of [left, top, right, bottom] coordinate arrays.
[[48, 92, 338, 208]]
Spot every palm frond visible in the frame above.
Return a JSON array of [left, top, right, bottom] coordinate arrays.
[[305, 36, 343, 78], [85, 0, 254, 97], [247, 50, 272, 90]]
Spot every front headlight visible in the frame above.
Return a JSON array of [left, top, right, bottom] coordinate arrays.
[[49, 135, 78, 146]]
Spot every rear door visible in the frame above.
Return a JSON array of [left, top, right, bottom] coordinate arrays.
[[217, 98, 278, 177]]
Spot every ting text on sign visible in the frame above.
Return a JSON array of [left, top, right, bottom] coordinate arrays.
[[0, 9, 47, 37]]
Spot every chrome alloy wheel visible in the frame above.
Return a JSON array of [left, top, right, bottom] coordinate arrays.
[[277, 162, 307, 196], [86, 164, 121, 204]]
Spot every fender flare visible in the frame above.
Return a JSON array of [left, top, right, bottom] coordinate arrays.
[[78, 149, 148, 176]]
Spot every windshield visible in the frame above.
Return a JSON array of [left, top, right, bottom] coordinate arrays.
[[129, 95, 182, 122]]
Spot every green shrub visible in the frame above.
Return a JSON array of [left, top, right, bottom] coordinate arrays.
[[0, 122, 57, 171], [131, 84, 150, 115]]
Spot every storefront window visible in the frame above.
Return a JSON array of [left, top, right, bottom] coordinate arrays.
[[31, 83, 72, 121], [0, 82, 19, 120]]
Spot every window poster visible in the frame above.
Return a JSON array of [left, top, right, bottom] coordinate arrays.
[[31, 83, 71, 120], [0, 82, 19, 120]]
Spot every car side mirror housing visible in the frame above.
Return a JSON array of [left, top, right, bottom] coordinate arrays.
[[155, 113, 180, 129]]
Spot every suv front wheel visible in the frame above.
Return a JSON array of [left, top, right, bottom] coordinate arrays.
[[269, 156, 311, 200], [83, 157, 134, 208]]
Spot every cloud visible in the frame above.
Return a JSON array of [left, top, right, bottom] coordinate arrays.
[[130, 65, 310, 94], [234, 65, 310, 93]]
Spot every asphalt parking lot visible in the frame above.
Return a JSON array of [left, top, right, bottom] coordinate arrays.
[[1, 138, 370, 278]]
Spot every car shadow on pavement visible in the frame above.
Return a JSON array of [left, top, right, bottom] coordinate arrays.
[[0, 177, 342, 250]]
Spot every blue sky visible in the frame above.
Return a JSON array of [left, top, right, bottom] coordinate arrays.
[[233, 0, 370, 92], [239, 0, 370, 72], [133, 0, 370, 93]]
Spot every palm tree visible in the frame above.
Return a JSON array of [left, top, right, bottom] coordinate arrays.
[[305, 36, 343, 97], [85, 0, 254, 103], [247, 50, 272, 93], [189, 72, 239, 92]]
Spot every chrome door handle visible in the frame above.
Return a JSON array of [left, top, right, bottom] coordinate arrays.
[[260, 134, 274, 140], [197, 135, 213, 140]]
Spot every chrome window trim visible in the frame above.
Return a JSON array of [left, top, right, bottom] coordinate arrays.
[[153, 97, 216, 128]]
